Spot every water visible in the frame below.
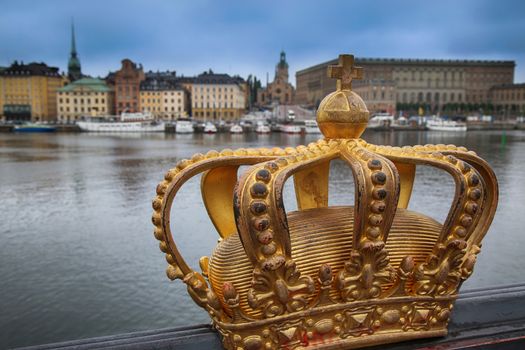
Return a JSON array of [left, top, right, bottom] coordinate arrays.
[[1, 130, 524, 348]]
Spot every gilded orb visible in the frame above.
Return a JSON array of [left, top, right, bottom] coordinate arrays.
[[317, 89, 369, 139]]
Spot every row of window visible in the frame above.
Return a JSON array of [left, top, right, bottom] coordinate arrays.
[[141, 91, 183, 96], [59, 98, 106, 104], [194, 86, 236, 93], [395, 78, 463, 88], [194, 94, 235, 100], [361, 91, 393, 100], [493, 90, 525, 101], [398, 91, 463, 104], [58, 91, 107, 96], [118, 86, 138, 92], [395, 71, 465, 81], [143, 106, 183, 112], [141, 98, 182, 104], [59, 106, 106, 113], [193, 110, 236, 118], [118, 102, 138, 108], [192, 102, 235, 108]]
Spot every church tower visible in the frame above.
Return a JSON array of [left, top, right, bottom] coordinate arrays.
[[275, 50, 289, 83], [68, 21, 82, 82]]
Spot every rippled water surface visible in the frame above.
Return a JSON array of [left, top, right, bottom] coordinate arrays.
[[1, 130, 525, 348]]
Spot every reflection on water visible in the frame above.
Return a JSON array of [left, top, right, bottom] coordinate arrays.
[[0, 130, 524, 348]]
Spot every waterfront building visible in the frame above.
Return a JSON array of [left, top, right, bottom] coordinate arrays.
[[353, 79, 396, 114], [56, 78, 114, 122], [490, 83, 525, 116], [68, 21, 82, 82], [113, 59, 145, 115], [257, 51, 295, 106], [0, 67, 4, 116], [140, 75, 188, 119], [0, 61, 64, 122], [191, 70, 247, 120], [296, 57, 515, 114]]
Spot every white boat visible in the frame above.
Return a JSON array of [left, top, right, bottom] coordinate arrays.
[[304, 119, 321, 134], [280, 123, 301, 134], [175, 119, 194, 134], [426, 118, 467, 132], [76, 112, 165, 132], [230, 124, 243, 134], [204, 122, 217, 134], [255, 122, 271, 134], [368, 113, 394, 130]]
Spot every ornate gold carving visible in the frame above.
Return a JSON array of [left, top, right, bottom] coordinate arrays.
[[248, 259, 315, 318], [152, 53, 498, 349]]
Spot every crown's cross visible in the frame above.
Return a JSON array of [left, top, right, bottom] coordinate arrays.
[[328, 54, 363, 90]]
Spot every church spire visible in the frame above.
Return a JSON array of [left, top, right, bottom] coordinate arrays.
[[68, 19, 82, 82], [71, 20, 77, 57]]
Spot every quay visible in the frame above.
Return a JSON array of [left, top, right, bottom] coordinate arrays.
[[15, 283, 525, 350], [0, 120, 522, 133]]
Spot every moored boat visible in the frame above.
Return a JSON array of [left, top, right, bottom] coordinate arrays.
[[255, 122, 271, 134], [229, 124, 243, 134], [76, 112, 165, 132], [204, 122, 217, 134], [13, 123, 56, 133], [175, 119, 194, 134], [279, 123, 301, 134], [304, 119, 321, 134], [368, 113, 394, 130], [427, 118, 467, 132]]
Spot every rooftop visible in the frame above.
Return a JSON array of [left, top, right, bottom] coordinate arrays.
[[297, 57, 516, 75], [490, 83, 525, 90], [140, 77, 183, 91], [193, 69, 245, 85], [1, 61, 61, 77], [58, 77, 112, 92]]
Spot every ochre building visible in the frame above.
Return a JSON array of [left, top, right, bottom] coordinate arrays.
[[0, 62, 64, 122], [140, 75, 188, 120], [296, 57, 515, 113], [191, 70, 247, 120], [258, 51, 295, 106], [57, 78, 114, 122]]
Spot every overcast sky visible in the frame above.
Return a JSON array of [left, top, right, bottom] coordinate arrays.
[[1, 0, 524, 84]]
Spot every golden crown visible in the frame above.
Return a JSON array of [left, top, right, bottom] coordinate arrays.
[[152, 54, 498, 350]]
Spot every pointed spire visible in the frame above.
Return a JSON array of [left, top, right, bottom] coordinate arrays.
[[71, 19, 77, 57], [68, 18, 82, 81]]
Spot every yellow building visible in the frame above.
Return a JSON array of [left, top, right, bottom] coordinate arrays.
[[57, 78, 115, 122], [0, 62, 64, 122], [139, 76, 188, 120], [191, 70, 247, 121], [140, 90, 162, 116]]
